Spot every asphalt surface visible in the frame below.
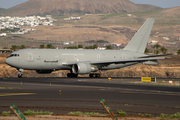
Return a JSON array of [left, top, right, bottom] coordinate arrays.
[[0, 77, 180, 116]]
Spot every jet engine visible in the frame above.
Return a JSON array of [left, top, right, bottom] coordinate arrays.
[[143, 60, 159, 65], [36, 70, 53, 74], [72, 63, 98, 74]]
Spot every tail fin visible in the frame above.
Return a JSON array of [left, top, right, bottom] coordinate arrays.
[[123, 18, 154, 54]]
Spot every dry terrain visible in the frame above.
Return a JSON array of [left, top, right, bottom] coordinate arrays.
[[1, 6, 180, 52], [0, 115, 167, 120], [22, 25, 131, 43], [1, 9, 180, 52]]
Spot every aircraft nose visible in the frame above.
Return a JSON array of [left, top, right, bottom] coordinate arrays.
[[5, 58, 9, 64], [5, 58, 12, 66]]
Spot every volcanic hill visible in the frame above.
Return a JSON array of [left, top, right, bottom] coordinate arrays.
[[1, 0, 160, 16]]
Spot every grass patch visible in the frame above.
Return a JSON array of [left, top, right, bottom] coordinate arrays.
[[160, 112, 180, 118], [124, 104, 130, 106], [68, 111, 106, 116], [13, 87, 21, 89], [145, 114, 151, 117], [138, 113, 144, 117], [23, 110, 53, 115], [1, 111, 11, 116], [117, 110, 127, 116], [174, 106, 180, 109], [0, 86, 21, 89]]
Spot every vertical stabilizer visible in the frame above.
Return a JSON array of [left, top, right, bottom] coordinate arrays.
[[123, 18, 154, 54]]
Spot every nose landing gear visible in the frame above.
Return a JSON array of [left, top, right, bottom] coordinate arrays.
[[17, 69, 23, 78]]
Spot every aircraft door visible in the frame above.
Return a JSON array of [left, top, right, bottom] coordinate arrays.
[[74, 55, 79, 61], [122, 54, 127, 59], [97, 54, 100, 61], [27, 53, 33, 62]]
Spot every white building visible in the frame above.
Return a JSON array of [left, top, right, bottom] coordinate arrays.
[[0, 15, 56, 34], [149, 40, 158, 45], [163, 37, 170, 40], [0, 33, 6, 36]]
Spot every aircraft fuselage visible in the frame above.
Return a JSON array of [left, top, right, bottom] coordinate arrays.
[[5, 49, 144, 71]]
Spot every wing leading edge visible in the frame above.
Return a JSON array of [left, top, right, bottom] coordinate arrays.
[[63, 57, 165, 66]]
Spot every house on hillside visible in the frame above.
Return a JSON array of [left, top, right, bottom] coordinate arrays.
[[0, 33, 6, 37], [148, 40, 158, 45]]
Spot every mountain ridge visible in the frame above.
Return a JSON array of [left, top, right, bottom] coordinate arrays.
[[0, 0, 160, 16]]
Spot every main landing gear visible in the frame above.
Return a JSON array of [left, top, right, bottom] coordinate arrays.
[[89, 73, 101, 78], [67, 73, 78, 78], [17, 69, 23, 78]]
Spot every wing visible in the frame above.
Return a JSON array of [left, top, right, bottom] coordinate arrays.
[[63, 57, 165, 66], [138, 53, 172, 58]]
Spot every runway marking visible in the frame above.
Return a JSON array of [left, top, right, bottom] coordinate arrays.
[[0, 93, 36, 97], [120, 91, 180, 96]]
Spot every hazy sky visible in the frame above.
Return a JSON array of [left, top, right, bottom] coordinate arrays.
[[0, 0, 29, 9], [130, 0, 180, 8], [0, 0, 180, 9]]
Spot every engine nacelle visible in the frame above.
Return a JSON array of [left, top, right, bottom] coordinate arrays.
[[72, 63, 98, 74], [143, 60, 159, 65], [36, 70, 53, 74]]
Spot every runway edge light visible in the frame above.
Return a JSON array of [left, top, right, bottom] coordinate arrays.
[[100, 99, 118, 120], [10, 104, 26, 120]]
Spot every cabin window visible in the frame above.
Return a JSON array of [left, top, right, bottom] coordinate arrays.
[[7, 54, 19, 58]]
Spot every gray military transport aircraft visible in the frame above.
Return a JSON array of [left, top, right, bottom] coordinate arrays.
[[5, 18, 166, 78]]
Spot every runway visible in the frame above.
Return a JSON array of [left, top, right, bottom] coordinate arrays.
[[0, 77, 180, 116]]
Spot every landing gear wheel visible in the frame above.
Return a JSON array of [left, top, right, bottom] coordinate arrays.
[[67, 73, 78, 78], [93, 74, 96, 78], [17, 69, 24, 78], [67, 73, 71, 77], [18, 74, 23, 78], [96, 74, 100, 78], [89, 74, 93, 78], [89, 73, 101, 78], [74, 74, 78, 78]]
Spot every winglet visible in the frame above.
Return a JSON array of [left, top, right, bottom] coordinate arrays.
[[123, 18, 154, 54]]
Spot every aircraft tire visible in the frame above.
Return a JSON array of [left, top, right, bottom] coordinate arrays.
[[67, 73, 71, 78], [67, 73, 78, 78], [89, 74, 93, 78], [18, 74, 23, 78], [96, 74, 100, 78], [73, 74, 78, 78], [93, 74, 96, 78], [89, 73, 100, 78]]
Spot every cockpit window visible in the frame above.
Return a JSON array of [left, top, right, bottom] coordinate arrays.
[[8, 54, 20, 58]]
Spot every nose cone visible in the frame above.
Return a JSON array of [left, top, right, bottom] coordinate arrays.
[[5, 58, 13, 66], [5, 58, 9, 65]]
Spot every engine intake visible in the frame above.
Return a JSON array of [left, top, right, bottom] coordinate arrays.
[[72, 63, 98, 74]]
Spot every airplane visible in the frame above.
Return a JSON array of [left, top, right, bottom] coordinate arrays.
[[5, 18, 166, 78]]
